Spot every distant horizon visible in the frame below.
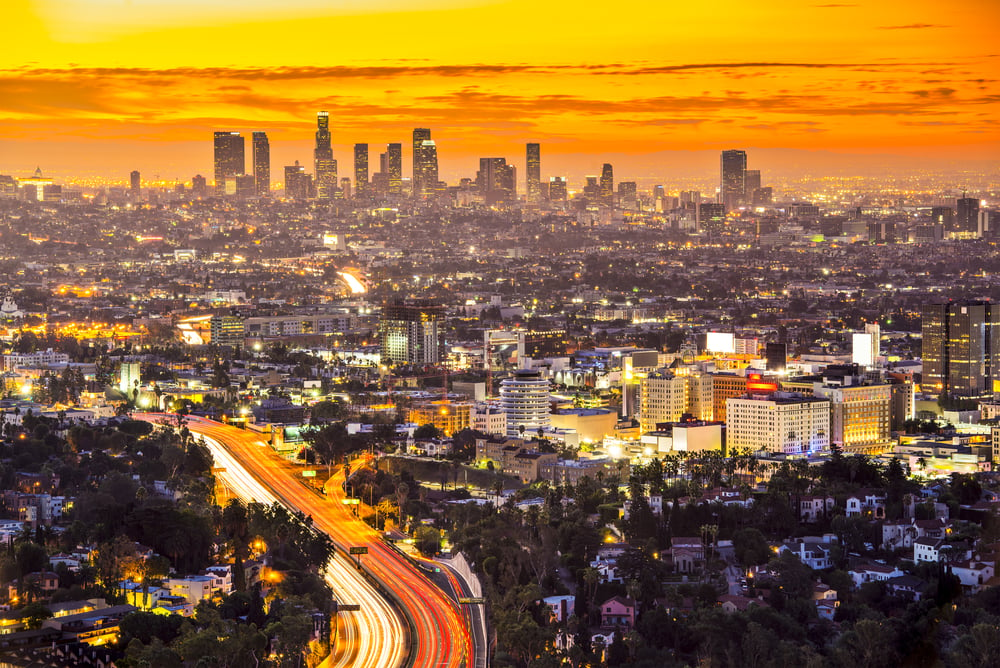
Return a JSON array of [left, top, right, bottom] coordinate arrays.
[[3, 142, 998, 192]]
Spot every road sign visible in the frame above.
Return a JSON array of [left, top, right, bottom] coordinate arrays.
[[338, 604, 361, 611], [211, 467, 227, 474], [341, 498, 360, 505], [302, 470, 316, 478], [349, 546, 368, 555], [459, 597, 486, 604]]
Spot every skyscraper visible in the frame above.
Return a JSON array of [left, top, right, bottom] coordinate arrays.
[[476, 158, 515, 204], [526, 143, 541, 204], [252, 131, 270, 197], [354, 144, 369, 197], [129, 170, 140, 198], [548, 176, 567, 201], [957, 196, 980, 235], [418, 140, 438, 195], [500, 369, 551, 437], [412, 128, 431, 195], [922, 301, 1000, 398], [192, 174, 208, 198], [720, 149, 747, 210], [386, 143, 402, 195], [379, 300, 445, 365], [599, 163, 614, 205], [314, 111, 337, 200], [213, 131, 244, 194], [284, 161, 311, 200]]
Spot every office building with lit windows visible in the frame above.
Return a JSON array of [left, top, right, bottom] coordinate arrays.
[[526, 143, 541, 203], [252, 131, 270, 197], [720, 149, 747, 210], [385, 143, 403, 195], [314, 112, 337, 200], [213, 131, 244, 194], [727, 392, 830, 455], [354, 144, 369, 197], [378, 300, 445, 365], [921, 301, 1000, 398]]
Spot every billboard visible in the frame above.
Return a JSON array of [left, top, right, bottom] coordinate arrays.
[[706, 332, 735, 354]]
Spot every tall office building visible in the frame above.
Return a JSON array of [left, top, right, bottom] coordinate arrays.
[[129, 170, 140, 198], [720, 149, 747, 210], [354, 144, 369, 197], [417, 140, 438, 196], [386, 143, 402, 195], [213, 131, 244, 194], [192, 174, 208, 198], [252, 131, 270, 197], [956, 196, 980, 235], [599, 163, 614, 205], [500, 369, 552, 437], [284, 161, 311, 200], [477, 158, 516, 204], [314, 111, 337, 200], [931, 206, 955, 231], [379, 300, 445, 365], [526, 143, 541, 204], [922, 301, 1000, 398], [412, 128, 431, 195], [765, 342, 787, 373], [548, 176, 567, 201]]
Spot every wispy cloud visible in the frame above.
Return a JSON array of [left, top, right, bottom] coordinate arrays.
[[878, 23, 949, 30]]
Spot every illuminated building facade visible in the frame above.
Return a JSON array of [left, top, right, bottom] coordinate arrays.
[[385, 143, 402, 195], [210, 315, 246, 348], [284, 161, 311, 200], [500, 369, 551, 437], [476, 157, 516, 204], [252, 131, 270, 197], [726, 392, 830, 455], [314, 112, 337, 200], [409, 401, 472, 437], [412, 128, 434, 196], [921, 301, 1000, 398], [548, 176, 567, 201], [378, 300, 444, 365], [956, 197, 980, 236], [599, 163, 614, 206], [526, 143, 541, 204], [213, 131, 244, 194], [720, 149, 747, 210], [354, 144, 369, 197], [639, 372, 688, 433]]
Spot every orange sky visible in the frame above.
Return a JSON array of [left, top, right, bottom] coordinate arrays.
[[1, 0, 998, 182]]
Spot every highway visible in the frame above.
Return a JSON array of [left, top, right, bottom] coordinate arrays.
[[138, 414, 469, 668]]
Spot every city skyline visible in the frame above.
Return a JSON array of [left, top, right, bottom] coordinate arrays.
[[1, 1, 998, 178]]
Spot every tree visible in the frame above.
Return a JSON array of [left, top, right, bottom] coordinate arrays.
[[20, 601, 52, 629], [947, 623, 1000, 668], [222, 499, 250, 592], [733, 528, 772, 567]]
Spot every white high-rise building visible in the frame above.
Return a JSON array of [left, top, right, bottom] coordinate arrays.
[[500, 369, 551, 437]]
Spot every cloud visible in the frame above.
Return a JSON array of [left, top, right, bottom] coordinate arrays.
[[878, 23, 949, 30]]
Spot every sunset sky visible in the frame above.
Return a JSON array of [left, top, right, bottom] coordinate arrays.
[[1, 0, 998, 182]]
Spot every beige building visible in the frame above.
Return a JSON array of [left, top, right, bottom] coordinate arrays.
[[408, 401, 471, 437], [550, 408, 618, 443], [639, 372, 688, 432], [726, 393, 830, 455]]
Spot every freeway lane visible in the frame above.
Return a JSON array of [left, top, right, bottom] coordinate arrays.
[[145, 415, 469, 668], [136, 415, 406, 668]]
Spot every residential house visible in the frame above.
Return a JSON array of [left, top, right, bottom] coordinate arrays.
[[849, 562, 904, 587], [845, 490, 886, 519], [600, 596, 636, 628], [670, 537, 705, 574], [950, 560, 995, 593], [779, 536, 836, 570], [885, 574, 924, 601], [800, 495, 835, 522]]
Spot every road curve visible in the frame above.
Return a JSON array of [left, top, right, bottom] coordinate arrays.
[[140, 414, 469, 668]]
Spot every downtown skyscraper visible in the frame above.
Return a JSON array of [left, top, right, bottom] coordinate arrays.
[[252, 131, 270, 197], [412, 128, 437, 196], [354, 144, 369, 197], [213, 131, 244, 194], [526, 143, 541, 204], [922, 301, 1000, 398], [314, 111, 337, 200], [720, 149, 747, 210], [386, 143, 402, 195], [599, 163, 614, 206]]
